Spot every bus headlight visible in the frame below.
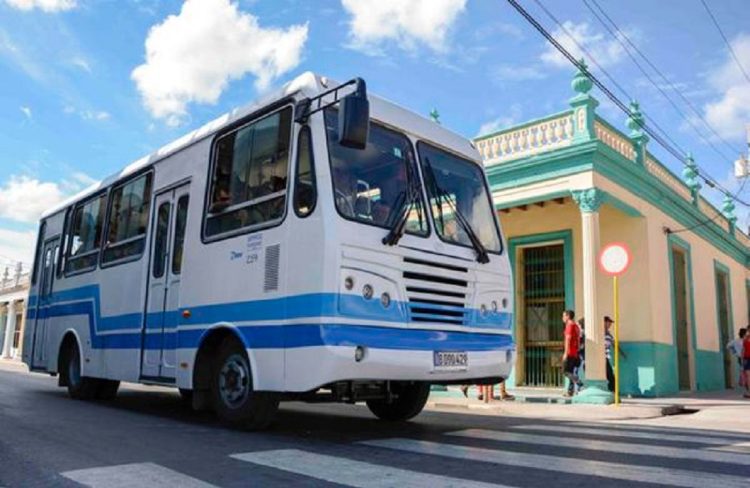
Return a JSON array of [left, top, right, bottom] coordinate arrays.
[[491, 300, 498, 312], [480, 304, 487, 316], [380, 292, 391, 308], [344, 276, 354, 290], [362, 284, 374, 300], [502, 297, 508, 309]]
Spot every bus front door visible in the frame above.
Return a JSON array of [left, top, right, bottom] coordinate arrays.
[[31, 238, 59, 369], [142, 183, 190, 380]]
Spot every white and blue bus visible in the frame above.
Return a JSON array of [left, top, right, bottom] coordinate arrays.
[[22, 73, 514, 429]]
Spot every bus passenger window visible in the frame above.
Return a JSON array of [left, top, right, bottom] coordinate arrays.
[[171, 195, 188, 275], [293, 126, 316, 217], [206, 107, 292, 237], [64, 194, 106, 273], [152, 202, 170, 278], [103, 173, 153, 263]]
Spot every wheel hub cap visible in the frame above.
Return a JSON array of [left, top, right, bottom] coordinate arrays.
[[219, 355, 249, 408]]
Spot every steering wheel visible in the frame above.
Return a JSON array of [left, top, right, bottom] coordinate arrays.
[[335, 189, 355, 216]]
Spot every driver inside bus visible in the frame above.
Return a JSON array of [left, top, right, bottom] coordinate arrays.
[[371, 160, 407, 225]]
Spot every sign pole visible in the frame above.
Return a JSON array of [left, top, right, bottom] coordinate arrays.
[[613, 275, 620, 406], [598, 242, 631, 407]]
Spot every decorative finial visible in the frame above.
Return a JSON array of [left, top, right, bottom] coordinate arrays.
[[571, 58, 592, 95], [722, 193, 737, 224], [682, 152, 701, 192], [429, 108, 440, 124], [626, 100, 645, 135]]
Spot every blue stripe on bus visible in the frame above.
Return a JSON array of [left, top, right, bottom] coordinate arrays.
[[27, 285, 513, 350]]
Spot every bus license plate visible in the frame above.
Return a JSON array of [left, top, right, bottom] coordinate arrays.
[[433, 351, 468, 371]]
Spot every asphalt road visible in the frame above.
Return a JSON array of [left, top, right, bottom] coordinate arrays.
[[1, 366, 749, 488]]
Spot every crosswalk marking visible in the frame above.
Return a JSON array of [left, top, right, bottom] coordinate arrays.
[[61, 462, 217, 488], [360, 438, 750, 488], [232, 448, 509, 488], [570, 421, 750, 441], [512, 424, 739, 445], [447, 429, 750, 465]]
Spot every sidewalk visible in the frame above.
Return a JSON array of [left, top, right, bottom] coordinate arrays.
[[426, 385, 750, 423]]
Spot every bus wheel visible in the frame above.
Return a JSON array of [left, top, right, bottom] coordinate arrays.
[[210, 337, 278, 430], [366, 382, 430, 421], [63, 342, 99, 400]]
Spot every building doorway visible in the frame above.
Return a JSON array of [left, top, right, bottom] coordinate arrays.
[[671, 247, 692, 391], [715, 268, 733, 388], [518, 243, 566, 387]]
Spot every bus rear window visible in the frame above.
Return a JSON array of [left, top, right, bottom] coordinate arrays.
[[65, 194, 106, 273], [103, 173, 153, 263]]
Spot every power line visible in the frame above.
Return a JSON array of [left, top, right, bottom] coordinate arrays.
[[700, 0, 750, 86], [508, 0, 750, 208], [531, 0, 690, 167], [584, 0, 741, 162]]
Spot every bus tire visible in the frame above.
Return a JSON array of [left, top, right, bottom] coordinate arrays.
[[63, 342, 99, 401], [96, 380, 120, 401], [210, 337, 279, 430], [366, 382, 430, 421]]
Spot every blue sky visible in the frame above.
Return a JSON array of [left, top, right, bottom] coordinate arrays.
[[1, 0, 749, 268]]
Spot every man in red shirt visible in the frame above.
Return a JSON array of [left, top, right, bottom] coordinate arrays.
[[562, 310, 582, 397]]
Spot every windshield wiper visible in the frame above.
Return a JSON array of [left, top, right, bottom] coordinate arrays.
[[423, 157, 490, 264], [382, 160, 424, 246]]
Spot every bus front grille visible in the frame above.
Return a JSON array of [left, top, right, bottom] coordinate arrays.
[[402, 257, 469, 325]]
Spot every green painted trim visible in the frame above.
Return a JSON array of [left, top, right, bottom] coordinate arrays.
[[695, 349, 725, 391], [484, 137, 749, 265], [493, 190, 570, 211], [618, 341, 678, 396], [475, 109, 574, 142], [601, 191, 643, 217], [572, 381, 613, 404], [571, 188, 604, 213], [713, 259, 734, 354], [494, 187, 642, 218], [667, 234, 699, 389], [507, 229, 575, 388]]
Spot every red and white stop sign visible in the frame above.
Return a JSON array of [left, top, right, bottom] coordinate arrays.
[[599, 243, 631, 276]]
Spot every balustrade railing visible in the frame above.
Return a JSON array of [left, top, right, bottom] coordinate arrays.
[[476, 112, 574, 164]]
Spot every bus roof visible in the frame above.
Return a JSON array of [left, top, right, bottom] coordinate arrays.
[[41, 72, 478, 219]]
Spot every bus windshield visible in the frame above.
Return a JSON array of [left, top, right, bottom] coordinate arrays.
[[324, 109, 427, 235], [418, 142, 502, 253]]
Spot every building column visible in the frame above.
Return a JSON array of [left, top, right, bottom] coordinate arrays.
[[571, 188, 613, 404], [2, 300, 16, 359], [0, 304, 6, 355]]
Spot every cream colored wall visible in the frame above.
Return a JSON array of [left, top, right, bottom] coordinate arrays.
[[498, 171, 749, 354], [595, 174, 749, 352], [500, 198, 584, 323]]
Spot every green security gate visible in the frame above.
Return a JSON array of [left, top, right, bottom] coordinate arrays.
[[519, 244, 566, 387]]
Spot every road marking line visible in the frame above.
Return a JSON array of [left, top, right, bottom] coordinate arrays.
[[571, 422, 750, 440], [511, 424, 738, 445], [231, 448, 510, 487], [447, 429, 750, 465], [62, 462, 217, 488], [360, 438, 750, 488], [710, 441, 750, 454]]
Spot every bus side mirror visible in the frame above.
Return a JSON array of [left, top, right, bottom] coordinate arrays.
[[338, 78, 369, 150]]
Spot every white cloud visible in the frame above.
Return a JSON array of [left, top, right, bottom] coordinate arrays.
[[702, 33, 750, 142], [0, 172, 97, 223], [0, 176, 65, 223], [4, 0, 76, 12], [80, 110, 110, 121], [341, 0, 467, 54], [19, 106, 31, 119], [131, 0, 308, 126], [540, 21, 626, 69], [70, 56, 91, 73], [0, 228, 36, 267], [477, 104, 523, 137]]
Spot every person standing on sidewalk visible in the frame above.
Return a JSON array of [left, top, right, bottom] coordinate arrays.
[[742, 329, 750, 399], [727, 328, 747, 388], [562, 310, 582, 397], [604, 316, 627, 392]]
